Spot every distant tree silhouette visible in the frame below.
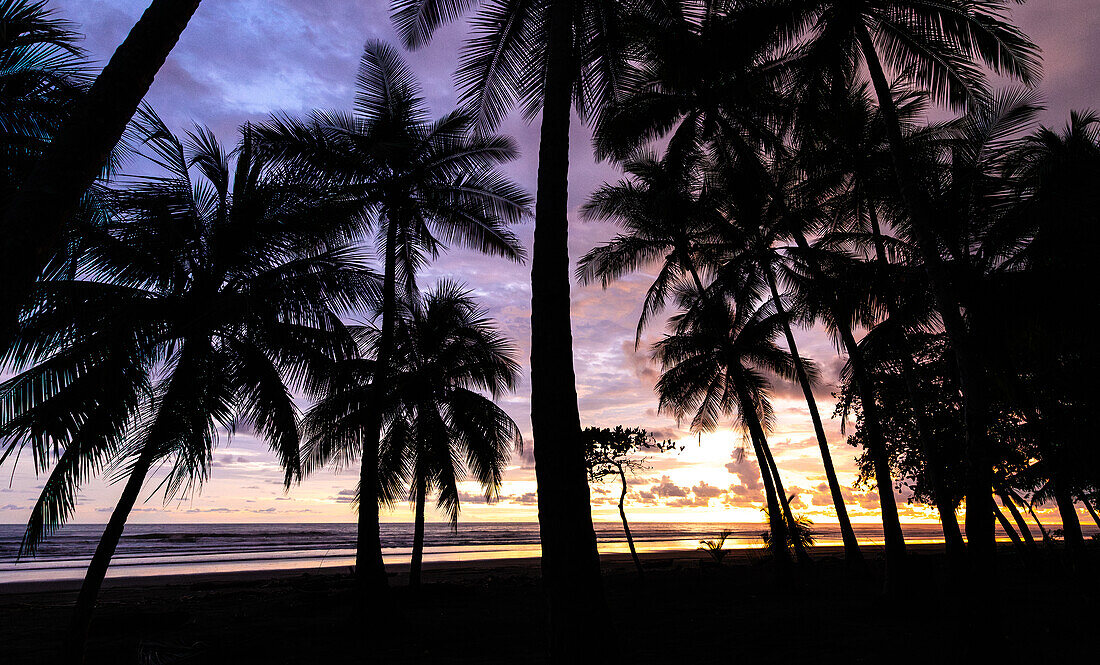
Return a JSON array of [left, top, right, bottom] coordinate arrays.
[[582, 425, 680, 578]]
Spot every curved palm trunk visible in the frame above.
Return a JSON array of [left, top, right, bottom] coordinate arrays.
[[993, 499, 1026, 554], [410, 471, 427, 589], [789, 229, 906, 585], [65, 443, 157, 662], [866, 206, 966, 563], [857, 25, 993, 574], [732, 380, 791, 566], [766, 268, 862, 564], [1, 0, 202, 334], [356, 222, 399, 592], [997, 489, 1036, 550], [617, 468, 644, 580], [529, 1, 604, 656], [761, 440, 812, 565]]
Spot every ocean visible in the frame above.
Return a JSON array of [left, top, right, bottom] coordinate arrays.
[[0, 521, 1054, 586]]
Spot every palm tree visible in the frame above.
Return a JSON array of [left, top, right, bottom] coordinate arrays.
[[2, 0, 203, 334], [256, 41, 528, 592], [388, 0, 631, 648], [0, 117, 375, 661], [653, 290, 812, 566], [0, 0, 87, 189], [795, 76, 969, 563], [577, 147, 863, 565], [591, 0, 794, 164], [792, 0, 1041, 568], [367, 281, 522, 589]]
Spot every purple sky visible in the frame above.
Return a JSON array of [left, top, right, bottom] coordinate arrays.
[[2, 0, 1097, 526]]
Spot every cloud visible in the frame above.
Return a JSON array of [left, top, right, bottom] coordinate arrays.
[[649, 476, 689, 498]]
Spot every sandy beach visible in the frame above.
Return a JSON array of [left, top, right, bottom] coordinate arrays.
[[2, 544, 1095, 664]]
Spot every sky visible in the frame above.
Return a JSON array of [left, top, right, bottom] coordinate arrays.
[[2, 0, 1097, 527]]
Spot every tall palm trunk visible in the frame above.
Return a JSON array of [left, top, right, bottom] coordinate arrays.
[[866, 205, 966, 562], [2, 0, 202, 334], [732, 380, 791, 566], [356, 222, 399, 591], [617, 468, 644, 579], [65, 442, 157, 662], [410, 469, 427, 588], [856, 25, 993, 573], [789, 229, 906, 583], [760, 440, 812, 565], [1053, 482, 1085, 558], [766, 268, 862, 564], [529, 1, 603, 655]]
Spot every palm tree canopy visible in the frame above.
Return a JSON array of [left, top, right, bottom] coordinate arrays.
[[793, 0, 1041, 111], [0, 113, 379, 556], [302, 280, 522, 525], [256, 40, 528, 299], [654, 293, 809, 436], [390, 0, 630, 129]]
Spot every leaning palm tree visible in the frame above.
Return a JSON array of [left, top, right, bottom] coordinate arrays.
[[305, 282, 522, 589], [256, 40, 527, 592], [796, 76, 970, 564], [0, 116, 375, 661], [388, 0, 630, 648], [653, 290, 811, 566], [790, 0, 1041, 566], [578, 146, 864, 564], [2, 0, 203, 332]]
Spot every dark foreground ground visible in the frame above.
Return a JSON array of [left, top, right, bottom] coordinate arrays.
[[2, 544, 1096, 664]]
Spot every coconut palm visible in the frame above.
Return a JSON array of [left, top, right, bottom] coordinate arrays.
[[577, 147, 722, 340], [0, 0, 87, 189], [794, 76, 969, 562], [653, 290, 813, 565], [388, 0, 631, 647], [0, 116, 376, 660], [256, 40, 527, 592], [790, 0, 1042, 567], [303, 281, 522, 589], [578, 146, 863, 565], [591, 0, 795, 165], [2, 0, 203, 333]]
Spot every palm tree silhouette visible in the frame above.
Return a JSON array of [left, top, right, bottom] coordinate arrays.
[[653, 291, 809, 565], [0, 0, 86, 187], [256, 40, 527, 592], [304, 281, 522, 589], [794, 76, 968, 563], [2, 0, 202, 335], [388, 0, 632, 648], [791, 0, 1041, 569], [578, 146, 860, 564], [0, 115, 376, 660]]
